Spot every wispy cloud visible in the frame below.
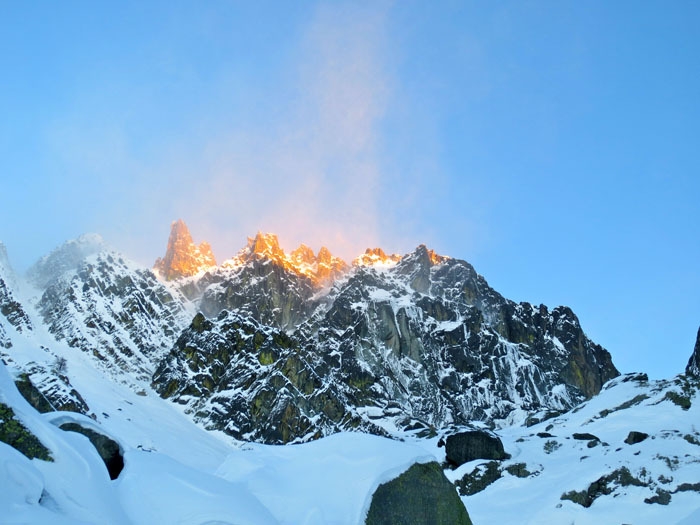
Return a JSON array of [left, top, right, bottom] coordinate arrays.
[[41, 2, 396, 265], [185, 2, 393, 261]]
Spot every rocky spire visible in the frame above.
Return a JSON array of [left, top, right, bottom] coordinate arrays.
[[352, 247, 402, 267], [224, 234, 348, 287], [686, 326, 700, 377], [154, 220, 217, 281], [247, 232, 286, 262]]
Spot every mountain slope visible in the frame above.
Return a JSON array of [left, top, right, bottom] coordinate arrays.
[[29, 238, 191, 382], [26, 233, 105, 289], [0, 352, 459, 524], [153, 240, 618, 443], [0, 242, 33, 344], [447, 371, 700, 524], [0, 228, 697, 524]]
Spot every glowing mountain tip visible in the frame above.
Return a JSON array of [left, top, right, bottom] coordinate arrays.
[[224, 232, 348, 286], [153, 219, 217, 280]]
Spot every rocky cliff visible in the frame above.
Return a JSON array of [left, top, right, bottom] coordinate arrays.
[[33, 240, 191, 381], [0, 244, 33, 344], [686, 326, 700, 376], [152, 236, 619, 443]]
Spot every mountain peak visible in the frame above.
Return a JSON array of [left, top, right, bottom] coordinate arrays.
[[154, 219, 217, 281], [352, 247, 402, 267], [290, 244, 317, 266], [223, 233, 348, 287], [408, 244, 449, 267], [248, 232, 286, 260], [26, 233, 106, 289]]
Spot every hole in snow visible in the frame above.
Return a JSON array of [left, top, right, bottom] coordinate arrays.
[[59, 423, 124, 480]]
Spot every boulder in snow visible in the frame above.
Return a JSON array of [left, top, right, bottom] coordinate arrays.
[[445, 430, 508, 467], [365, 461, 472, 524]]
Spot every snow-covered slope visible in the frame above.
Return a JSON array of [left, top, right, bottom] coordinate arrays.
[[442, 372, 700, 524], [33, 247, 191, 382], [0, 349, 446, 524]]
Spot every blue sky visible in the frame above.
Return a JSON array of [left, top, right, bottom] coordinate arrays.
[[1, 1, 698, 379]]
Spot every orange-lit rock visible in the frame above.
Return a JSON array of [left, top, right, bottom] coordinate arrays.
[[155, 222, 447, 288], [225, 232, 287, 267], [154, 219, 217, 280], [427, 247, 449, 266], [352, 247, 402, 267], [224, 233, 348, 287], [290, 244, 317, 267], [314, 246, 348, 285]]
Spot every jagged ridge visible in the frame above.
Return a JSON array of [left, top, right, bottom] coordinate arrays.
[[35, 246, 191, 382], [152, 235, 619, 443]]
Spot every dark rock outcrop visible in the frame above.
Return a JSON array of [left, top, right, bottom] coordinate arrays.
[[365, 461, 472, 525], [686, 326, 700, 377], [14, 374, 54, 413], [0, 402, 53, 461], [455, 460, 502, 496], [153, 311, 386, 444], [445, 430, 508, 467], [624, 431, 649, 445], [0, 245, 32, 338], [60, 423, 123, 480], [13, 368, 90, 415], [561, 467, 647, 508], [572, 432, 600, 442]]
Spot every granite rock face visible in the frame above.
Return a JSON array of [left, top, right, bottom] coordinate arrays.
[[153, 240, 619, 444], [193, 232, 347, 329], [36, 251, 190, 381], [0, 244, 32, 341]]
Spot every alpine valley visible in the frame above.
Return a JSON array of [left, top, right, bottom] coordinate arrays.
[[1, 220, 698, 524]]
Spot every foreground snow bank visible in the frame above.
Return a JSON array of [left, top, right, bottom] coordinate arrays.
[[217, 432, 434, 524], [1, 359, 437, 524]]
